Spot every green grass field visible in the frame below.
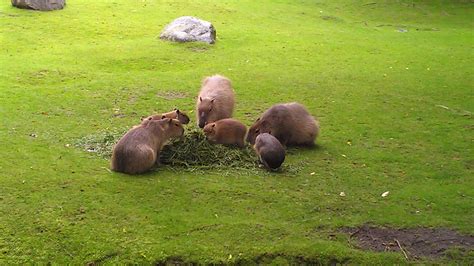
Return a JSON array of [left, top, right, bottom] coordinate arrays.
[[1, 0, 473, 264]]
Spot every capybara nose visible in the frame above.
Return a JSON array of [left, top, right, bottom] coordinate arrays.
[[199, 122, 205, 128]]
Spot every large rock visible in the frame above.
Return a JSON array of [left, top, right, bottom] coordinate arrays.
[[11, 0, 65, 11], [160, 16, 216, 44]]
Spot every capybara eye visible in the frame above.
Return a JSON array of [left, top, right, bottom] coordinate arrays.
[[255, 129, 260, 133]]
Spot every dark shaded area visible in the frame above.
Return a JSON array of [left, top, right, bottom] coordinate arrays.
[[342, 224, 474, 259], [155, 253, 350, 265]]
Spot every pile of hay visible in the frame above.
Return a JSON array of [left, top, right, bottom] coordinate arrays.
[[160, 127, 258, 170], [75, 126, 259, 171]]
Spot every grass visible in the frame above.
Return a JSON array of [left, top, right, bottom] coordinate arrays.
[[0, 0, 473, 264]]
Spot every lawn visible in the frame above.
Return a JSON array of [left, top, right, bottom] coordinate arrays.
[[0, 0, 473, 264]]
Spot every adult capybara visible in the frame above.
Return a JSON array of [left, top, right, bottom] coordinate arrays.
[[141, 109, 190, 124], [203, 118, 247, 148], [111, 118, 184, 174], [246, 102, 320, 146], [196, 75, 235, 128], [254, 133, 285, 170]]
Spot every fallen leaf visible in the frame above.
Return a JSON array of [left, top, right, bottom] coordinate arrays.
[[381, 191, 390, 197], [310, 172, 315, 175]]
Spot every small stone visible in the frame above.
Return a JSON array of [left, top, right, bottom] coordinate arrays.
[[381, 191, 390, 197], [339, 192, 346, 197]]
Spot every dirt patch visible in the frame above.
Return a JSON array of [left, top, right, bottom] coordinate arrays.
[[342, 224, 474, 260]]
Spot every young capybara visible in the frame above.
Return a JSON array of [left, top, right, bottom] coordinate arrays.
[[203, 118, 247, 148], [254, 133, 285, 170], [246, 102, 320, 146], [141, 109, 190, 124], [196, 75, 235, 128], [111, 118, 184, 174]]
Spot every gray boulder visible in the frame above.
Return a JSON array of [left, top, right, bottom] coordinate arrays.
[[160, 16, 216, 44], [11, 0, 65, 11]]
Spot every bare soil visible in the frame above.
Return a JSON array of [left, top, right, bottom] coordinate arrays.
[[342, 224, 474, 260]]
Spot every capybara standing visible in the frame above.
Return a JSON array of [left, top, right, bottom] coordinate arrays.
[[196, 75, 235, 128], [203, 118, 247, 148], [254, 133, 285, 170], [111, 118, 184, 174], [247, 102, 320, 146], [142, 109, 190, 125]]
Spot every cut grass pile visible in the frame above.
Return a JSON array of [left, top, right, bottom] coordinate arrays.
[[159, 126, 258, 170]]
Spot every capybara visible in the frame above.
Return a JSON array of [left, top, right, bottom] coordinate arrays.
[[203, 118, 247, 148], [141, 109, 190, 124], [111, 118, 184, 174], [254, 133, 285, 170], [246, 102, 320, 146], [196, 75, 235, 128]]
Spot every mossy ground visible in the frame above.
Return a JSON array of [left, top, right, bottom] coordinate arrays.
[[0, 0, 473, 264]]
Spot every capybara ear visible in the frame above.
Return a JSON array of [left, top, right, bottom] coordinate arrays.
[[148, 117, 152, 121], [268, 130, 272, 135], [176, 109, 180, 114], [199, 97, 202, 102], [161, 115, 166, 119], [140, 116, 145, 121], [256, 117, 260, 122], [168, 118, 173, 124], [211, 99, 215, 103], [212, 124, 216, 128]]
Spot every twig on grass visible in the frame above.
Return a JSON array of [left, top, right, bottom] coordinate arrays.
[[395, 239, 409, 260]]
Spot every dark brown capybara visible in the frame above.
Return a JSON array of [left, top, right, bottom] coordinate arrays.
[[247, 102, 320, 146], [111, 118, 184, 174], [254, 133, 285, 170], [196, 75, 235, 128], [203, 118, 247, 148]]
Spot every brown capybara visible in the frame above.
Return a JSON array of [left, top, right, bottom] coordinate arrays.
[[203, 118, 247, 148], [111, 118, 184, 174], [141, 109, 190, 124], [246, 102, 320, 146], [196, 75, 235, 128], [254, 133, 285, 170]]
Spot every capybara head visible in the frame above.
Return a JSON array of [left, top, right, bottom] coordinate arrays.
[[161, 109, 190, 125], [203, 122, 216, 137], [197, 97, 214, 128], [158, 118, 185, 137], [247, 118, 271, 145]]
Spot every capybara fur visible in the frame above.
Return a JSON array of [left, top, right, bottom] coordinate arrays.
[[111, 118, 184, 174], [203, 118, 247, 148], [196, 75, 235, 128], [142, 109, 190, 124], [247, 102, 320, 146], [254, 133, 285, 170]]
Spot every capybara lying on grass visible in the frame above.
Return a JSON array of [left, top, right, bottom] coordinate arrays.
[[247, 102, 319, 146], [111, 118, 184, 174]]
